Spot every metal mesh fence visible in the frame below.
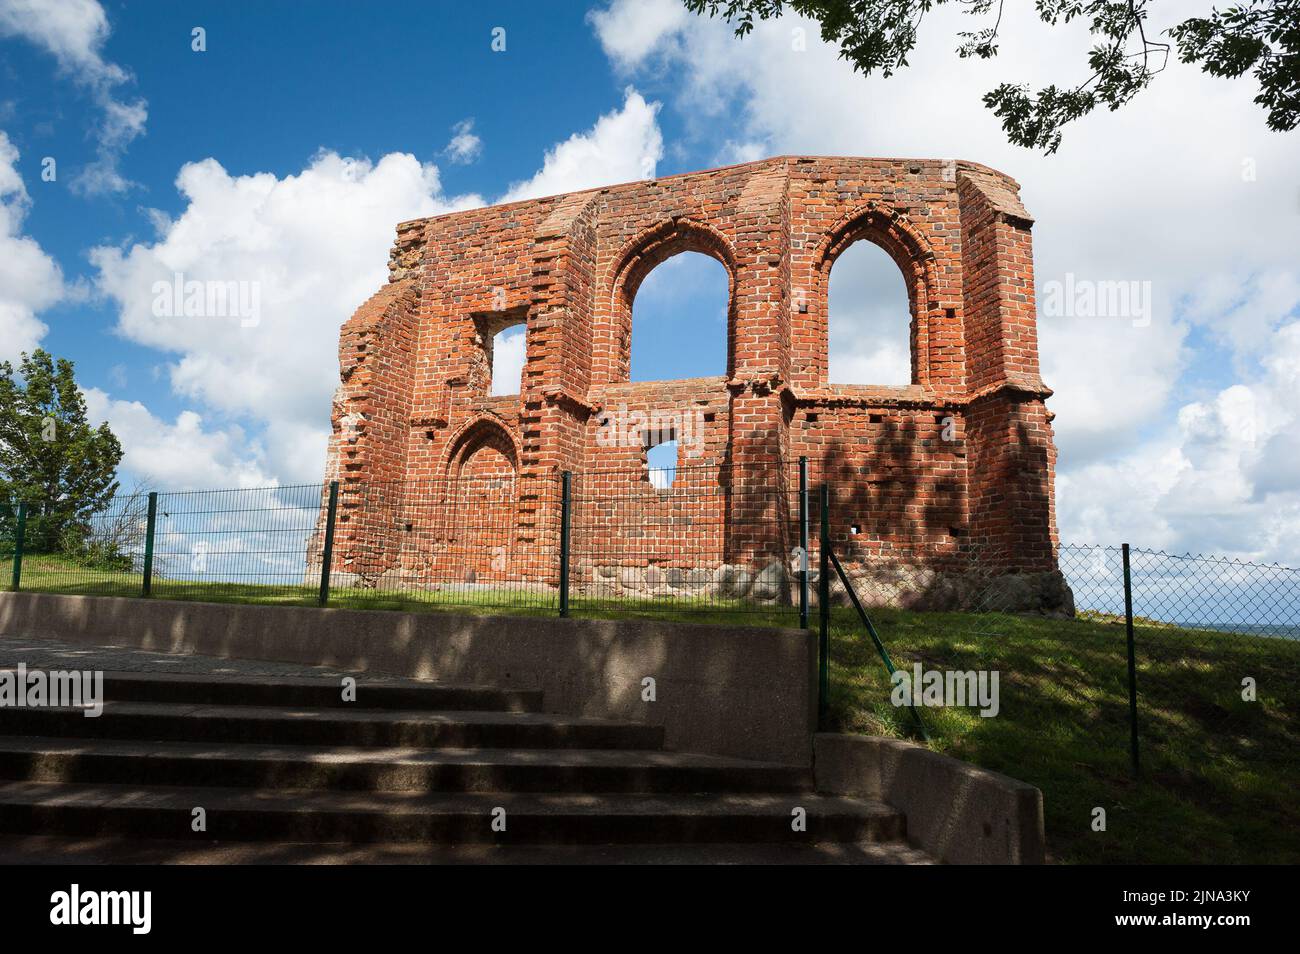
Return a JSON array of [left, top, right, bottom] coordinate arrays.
[[1123, 548, 1299, 787], [4, 494, 149, 596], [823, 540, 1299, 862], [827, 541, 1299, 756], [0, 504, 16, 586], [149, 484, 324, 604], [818, 543, 1122, 734], [0, 461, 818, 618], [566, 459, 802, 620], [326, 473, 562, 613]]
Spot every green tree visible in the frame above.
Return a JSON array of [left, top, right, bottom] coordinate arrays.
[[684, 0, 1300, 152], [0, 350, 123, 552]]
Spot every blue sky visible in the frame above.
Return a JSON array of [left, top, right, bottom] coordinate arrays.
[[2, 1, 766, 440], [2, 0, 1300, 566], [6, 1, 642, 419]]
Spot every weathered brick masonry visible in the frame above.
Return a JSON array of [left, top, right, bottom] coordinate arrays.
[[320, 156, 1067, 610]]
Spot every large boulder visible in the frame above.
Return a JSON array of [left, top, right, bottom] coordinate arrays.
[[714, 564, 753, 599], [750, 559, 789, 602], [686, 567, 713, 590]]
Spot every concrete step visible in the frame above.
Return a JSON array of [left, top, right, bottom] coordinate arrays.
[[0, 669, 544, 713], [0, 781, 905, 845], [0, 736, 809, 794], [0, 833, 936, 864], [0, 703, 665, 750]]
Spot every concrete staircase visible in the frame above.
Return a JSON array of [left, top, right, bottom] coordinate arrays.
[[0, 670, 910, 859]]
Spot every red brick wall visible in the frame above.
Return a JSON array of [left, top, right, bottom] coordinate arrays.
[[322, 156, 1059, 585]]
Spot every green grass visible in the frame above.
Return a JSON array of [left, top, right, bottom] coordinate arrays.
[[11, 553, 797, 621], [8, 553, 1298, 864], [11, 553, 559, 616], [822, 606, 1299, 865]]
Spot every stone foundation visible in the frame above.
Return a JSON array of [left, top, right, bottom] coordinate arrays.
[[578, 559, 1075, 616], [311, 548, 1075, 616]]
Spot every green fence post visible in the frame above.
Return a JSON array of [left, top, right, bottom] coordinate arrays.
[[141, 492, 158, 598], [827, 544, 928, 742], [1122, 543, 1140, 778], [818, 483, 831, 730], [10, 502, 27, 591], [798, 456, 809, 630], [318, 480, 339, 607], [559, 471, 571, 618]]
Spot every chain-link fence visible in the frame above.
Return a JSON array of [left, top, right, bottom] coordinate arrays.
[[0, 503, 16, 588], [0, 460, 816, 620], [817, 543, 1298, 739], [1122, 548, 1298, 803], [821, 540, 1299, 863]]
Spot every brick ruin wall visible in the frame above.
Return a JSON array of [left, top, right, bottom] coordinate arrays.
[[316, 156, 1068, 612]]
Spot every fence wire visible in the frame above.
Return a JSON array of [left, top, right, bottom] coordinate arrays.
[[4, 493, 149, 596], [4, 469, 1298, 839], [326, 474, 561, 613], [150, 484, 324, 604], [827, 542, 1298, 751], [567, 460, 802, 618], [1123, 548, 1299, 787], [823, 540, 1299, 862]]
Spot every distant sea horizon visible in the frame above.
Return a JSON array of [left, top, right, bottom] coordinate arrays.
[[1189, 623, 1299, 639]]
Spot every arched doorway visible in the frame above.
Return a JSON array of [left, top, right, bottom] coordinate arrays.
[[443, 418, 520, 585]]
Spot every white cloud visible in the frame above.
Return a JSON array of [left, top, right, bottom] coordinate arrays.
[[0, 130, 60, 362], [827, 239, 912, 385], [90, 88, 667, 488], [91, 150, 485, 484], [589, 0, 1300, 562], [443, 118, 482, 165], [83, 387, 274, 490], [1056, 441, 1185, 548], [76, 95, 146, 195], [0, 0, 122, 82], [0, 0, 146, 195], [1057, 318, 1300, 560], [587, 0, 690, 72], [713, 139, 767, 166], [489, 326, 526, 397], [1179, 268, 1300, 366], [500, 88, 662, 202]]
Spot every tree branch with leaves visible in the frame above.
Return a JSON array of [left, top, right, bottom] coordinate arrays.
[[684, 0, 1299, 152]]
